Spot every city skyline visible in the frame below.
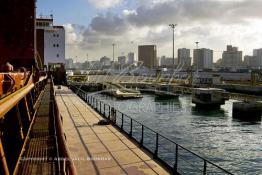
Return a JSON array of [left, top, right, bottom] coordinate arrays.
[[37, 0, 262, 62]]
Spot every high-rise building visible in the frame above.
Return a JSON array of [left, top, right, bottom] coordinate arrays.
[[178, 48, 191, 68], [222, 45, 242, 68], [65, 58, 74, 69], [127, 52, 135, 65], [193, 48, 213, 70], [36, 17, 65, 70], [138, 45, 157, 69], [160, 56, 177, 67], [244, 55, 257, 68], [118, 56, 126, 66], [100, 56, 111, 67], [253, 48, 262, 68]]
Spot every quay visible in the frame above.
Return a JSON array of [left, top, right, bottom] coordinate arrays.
[[0, 69, 244, 175], [0, 75, 234, 175], [55, 86, 169, 175]]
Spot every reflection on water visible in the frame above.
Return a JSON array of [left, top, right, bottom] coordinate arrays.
[[191, 106, 226, 117], [94, 93, 262, 175]]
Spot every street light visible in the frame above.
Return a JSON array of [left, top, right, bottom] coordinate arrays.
[[169, 24, 177, 66], [195, 42, 199, 71], [112, 43, 116, 70], [195, 41, 199, 49]]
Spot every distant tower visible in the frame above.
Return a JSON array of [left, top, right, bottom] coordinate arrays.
[[195, 42, 199, 49]]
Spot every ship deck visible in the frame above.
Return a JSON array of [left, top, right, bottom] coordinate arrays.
[[55, 86, 170, 175]]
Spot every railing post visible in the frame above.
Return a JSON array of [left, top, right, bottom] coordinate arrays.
[[140, 125, 144, 146], [100, 101, 102, 113], [108, 106, 111, 119], [110, 107, 116, 124], [121, 113, 124, 131], [129, 118, 133, 137], [104, 104, 106, 116], [203, 160, 207, 175], [154, 133, 159, 159], [173, 144, 178, 173]]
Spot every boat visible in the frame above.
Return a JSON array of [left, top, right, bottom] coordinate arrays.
[[113, 89, 143, 99], [192, 88, 229, 108]]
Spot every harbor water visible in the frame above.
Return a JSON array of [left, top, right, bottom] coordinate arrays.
[[94, 93, 262, 175]]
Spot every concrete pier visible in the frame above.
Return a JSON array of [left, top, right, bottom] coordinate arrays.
[[233, 102, 262, 120], [55, 86, 169, 175]]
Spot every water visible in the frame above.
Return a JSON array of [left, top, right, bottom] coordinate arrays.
[[93, 93, 262, 175]]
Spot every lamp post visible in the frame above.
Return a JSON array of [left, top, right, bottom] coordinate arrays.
[[112, 43, 116, 70], [195, 41, 199, 49], [169, 24, 177, 67], [195, 41, 199, 71]]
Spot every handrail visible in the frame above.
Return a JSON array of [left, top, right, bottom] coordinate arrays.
[[0, 75, 47, 118], [52, 79, 77, 175], [70, 84, 234, 175]]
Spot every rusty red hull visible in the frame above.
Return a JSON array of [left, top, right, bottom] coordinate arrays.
[[0, 0, 36, 69]]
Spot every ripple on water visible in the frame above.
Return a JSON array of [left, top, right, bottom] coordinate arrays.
[[95, 93, 262, 174]]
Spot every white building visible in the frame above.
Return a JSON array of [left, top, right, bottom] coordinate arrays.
[[193, 48, 213, 70], [178, 48, 191, 68], [222, 45, 242, 69], [253, 48, 262, 69], [36, 17, 65, 70], [127, 52, 135, 65]]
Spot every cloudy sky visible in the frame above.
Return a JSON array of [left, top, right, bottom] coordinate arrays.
[[37, 0, 262, 62]]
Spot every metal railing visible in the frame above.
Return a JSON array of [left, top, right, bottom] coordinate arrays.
[[51, 78, 77, 175], [0, 76, 47, 175], [70, 85, 234, 175]]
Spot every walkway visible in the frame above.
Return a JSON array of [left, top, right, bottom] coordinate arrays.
[[18, 81, 58, 175], [55, 86, 170, 175]]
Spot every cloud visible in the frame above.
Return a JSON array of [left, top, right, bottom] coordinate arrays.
[[122, 9, 136, 16], [126, 0, 262, 26], [65, 0, 262, 61], [63, 24, 83, 45], [88, 0, 123, 9], [89, 13, 128, 35]]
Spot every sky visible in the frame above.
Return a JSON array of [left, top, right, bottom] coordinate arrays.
[[37, 0, 262, 62]]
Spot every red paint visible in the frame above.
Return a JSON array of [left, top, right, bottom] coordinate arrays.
[[0, 0, 36, 69]]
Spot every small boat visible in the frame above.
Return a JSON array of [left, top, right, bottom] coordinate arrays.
[[114, 89, 143, 99]]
